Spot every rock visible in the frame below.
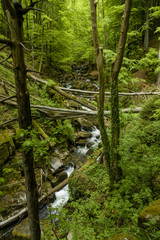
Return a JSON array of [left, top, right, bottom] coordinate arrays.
[[51, 172, 68, 188], [75, 131, 92, 140], [107, 233, 137, 240], [12, 218, 30, 239], [51, 157, 63, 171], [0, 131, 15, 166], [67, 231, 72, 240], [69, 171, 95, 199], [74, 118, 94, 132], [75, 139, 87, 146], [138, 198, 160, 228]]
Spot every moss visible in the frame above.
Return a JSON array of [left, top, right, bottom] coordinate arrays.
[[107, 233, 137, 240], [0, 131, 15, 166], [12, 218, 30, 239], [69, 170, 95, 199], [138, 198, 160, 228]]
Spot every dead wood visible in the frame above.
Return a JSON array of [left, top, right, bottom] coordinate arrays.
[[32, 120, 54, 147], [27, 74, 97, 110]]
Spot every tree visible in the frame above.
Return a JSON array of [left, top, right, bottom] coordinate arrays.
[[0, 1, 41, 239], [90, 0, 132, 184], [110, 0, 132, 182], [90, 0, 113, 183]]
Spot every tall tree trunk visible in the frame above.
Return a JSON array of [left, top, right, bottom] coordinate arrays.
[[144, 0, 149, 51], [110, 0, 132, 182], [90, 0, 113, 183], [102, 0, 107, 49], [1, 1, 41, 239]]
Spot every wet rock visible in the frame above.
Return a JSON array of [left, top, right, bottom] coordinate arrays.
[[51, 172, 68, 188], [75, 139, 87, 146], [75, 131, 92, 140], [75, 118, 95, 131], [138, 198, 160, 228], [107, 233, 137, 240], [51, 157, 63, 171]]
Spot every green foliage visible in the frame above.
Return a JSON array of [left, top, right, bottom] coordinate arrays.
[[138, 48, 160, 83], [140, 96, 160, 120], [49, 120, 74, 145]]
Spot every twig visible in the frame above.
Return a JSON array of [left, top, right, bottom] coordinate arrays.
[[0, 45, 8, 51], [0, 118, 18, 127], [0, 95, 16, 103], [0, 54, 12, 64], [20, 43, 31, 51]]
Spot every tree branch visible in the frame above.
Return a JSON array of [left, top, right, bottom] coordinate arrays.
[[0, 54, 12, 64], [0, 39, 12, 46]]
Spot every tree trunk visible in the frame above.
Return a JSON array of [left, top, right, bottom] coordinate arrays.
[[90, 0, 113, 183], [110, 0, 132, 182], [144, 0, 149, 51], [1, 1, 41, 239]]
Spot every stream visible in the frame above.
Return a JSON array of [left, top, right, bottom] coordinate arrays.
[[1, 126, 100, 239], [1, 67, 101, 239]]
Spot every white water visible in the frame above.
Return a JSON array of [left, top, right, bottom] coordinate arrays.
[[77, 126, 100, 155], [49, 165, 74, 214]]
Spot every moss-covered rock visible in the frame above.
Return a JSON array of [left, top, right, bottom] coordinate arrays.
[[107, 233, 137, 240], [68, 170, 95, 199], [0, 131, 15, 166], [138, 198, 160, 228], [12, 218, 30, 239]]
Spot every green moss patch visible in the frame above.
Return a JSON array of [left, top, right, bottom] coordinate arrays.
[[138, 198, 160, 228]]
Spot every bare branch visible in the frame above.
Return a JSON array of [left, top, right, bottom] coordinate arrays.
[[0, 45, 8, 51], [0, 95, 16, 103], [0, 54, 12, 64], [20, 43, 31, 51], [0, 39, 12, 46], [0, 118, 18, 127]]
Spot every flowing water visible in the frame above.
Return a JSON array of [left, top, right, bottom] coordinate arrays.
[[77, 126, 100, 155]]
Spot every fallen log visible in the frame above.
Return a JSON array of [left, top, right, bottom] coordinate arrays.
[[27, 74, 97, 111], [27, 73, 160, 97], [0, 178, 69, 230], [32, 120, 54, 147], [0, 98, 142, 117]]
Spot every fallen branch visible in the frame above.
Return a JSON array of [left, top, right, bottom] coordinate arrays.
[[32, 120, 54, 147], [0, 97, 142, 117], [0, 178, 68, 230], [0, 54, 12, 64], [27, 74, 160, 97], [28, 74, 97, 111], [0, 118, 18, 127], [0, 95, 16, 103]]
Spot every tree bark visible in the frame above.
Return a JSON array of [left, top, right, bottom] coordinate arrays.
[[1, 1, 41, 239], [110, 0, 132, 182], [90, 0, 113, 182]]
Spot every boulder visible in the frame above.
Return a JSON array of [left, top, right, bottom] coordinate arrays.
[[75, 139, 87, 146], [73, 118, 94, 132], [107, 233, 137, 240], [51, 172, 68, 188], [12, 218, 30, 239], [75, 131, 92, 140], [138, 198, 160, 228], [69, 171, 95, 199], [0, 131, 15, 166]]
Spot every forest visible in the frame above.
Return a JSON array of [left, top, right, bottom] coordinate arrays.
[[0, 0, 160, 239]]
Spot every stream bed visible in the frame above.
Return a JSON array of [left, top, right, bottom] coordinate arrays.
[[1, 126, 100, 239]]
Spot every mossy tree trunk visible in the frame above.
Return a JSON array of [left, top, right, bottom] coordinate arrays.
[[110, 0, 132, 182], [1, 1, 41, 239], [90, 0, 113, 183]]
